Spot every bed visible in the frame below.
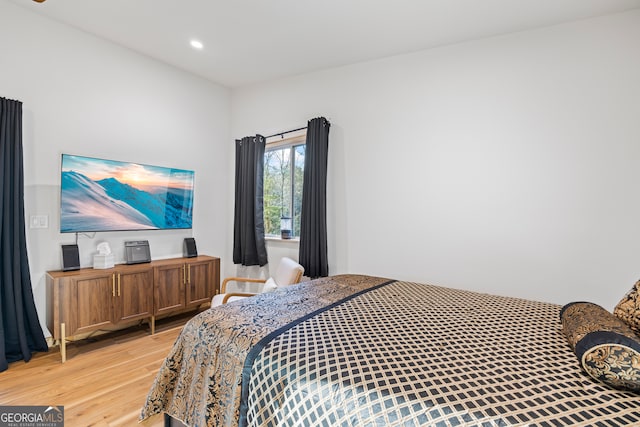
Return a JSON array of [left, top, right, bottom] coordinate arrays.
[[140, 274, 640, 426]]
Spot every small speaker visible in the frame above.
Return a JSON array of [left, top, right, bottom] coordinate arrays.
[[61, 244, 80, 271], [183, 238, 197, 258], [124, 240, 151, 264]]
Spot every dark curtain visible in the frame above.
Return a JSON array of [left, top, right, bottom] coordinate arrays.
[[299, 117, 330, 278], [0, 97, 48, 372], [233, 135, 268, 266]]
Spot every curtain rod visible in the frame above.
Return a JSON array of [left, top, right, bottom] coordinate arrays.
[[266, 126, 307, 139]]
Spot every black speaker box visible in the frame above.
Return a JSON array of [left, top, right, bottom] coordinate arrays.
[[124, 240, 151, 264], [61, 244, 80, 271], [183, 238, 197, 258]]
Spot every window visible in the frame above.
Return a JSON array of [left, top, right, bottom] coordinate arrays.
[[263, 134, 305, 238]]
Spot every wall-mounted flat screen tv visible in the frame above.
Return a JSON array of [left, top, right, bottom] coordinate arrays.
[[60, 154, 194, 233]]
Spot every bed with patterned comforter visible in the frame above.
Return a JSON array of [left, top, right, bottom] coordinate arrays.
[[140, 274, 640, 426]]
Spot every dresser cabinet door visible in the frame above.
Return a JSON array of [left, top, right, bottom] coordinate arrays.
[[153, 263, 186, 316], [71, 272, 116, 335], [115, 267, 154, 323], [185, 260, 214, 307]]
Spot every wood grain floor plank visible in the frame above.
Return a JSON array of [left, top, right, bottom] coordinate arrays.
[[0, 313, 192, 427]]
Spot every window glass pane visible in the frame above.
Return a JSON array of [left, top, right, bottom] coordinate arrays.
[[293, 144, 305, 237], [264, 147, 292, 236]]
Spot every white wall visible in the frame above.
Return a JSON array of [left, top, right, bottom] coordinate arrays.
[[232, 10, 640, 309], [0, 1, 231, 336]]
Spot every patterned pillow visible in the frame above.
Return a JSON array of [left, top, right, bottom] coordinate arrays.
[[560, 301, 640, 392], [614, 279, 640, 334]]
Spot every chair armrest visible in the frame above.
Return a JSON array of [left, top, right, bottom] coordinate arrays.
[[221, 277, 267, 293], [222, 292, 258, 304]]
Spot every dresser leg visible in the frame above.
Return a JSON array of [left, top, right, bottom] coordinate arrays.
[[60, 323, 66, 363], [151, 316, 155, 335]]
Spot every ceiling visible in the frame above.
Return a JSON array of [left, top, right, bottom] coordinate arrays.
[[9, 0, 640, 88]]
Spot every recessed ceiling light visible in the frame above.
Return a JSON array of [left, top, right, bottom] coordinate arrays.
[[190, 39, 204, 50]]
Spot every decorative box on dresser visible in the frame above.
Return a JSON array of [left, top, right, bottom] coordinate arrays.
[[47, 255, 220, 363]]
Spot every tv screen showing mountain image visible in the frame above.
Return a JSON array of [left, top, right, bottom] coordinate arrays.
[[60, 154, 194, 233]]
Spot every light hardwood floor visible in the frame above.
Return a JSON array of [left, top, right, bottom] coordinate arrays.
[[0, 313, 195, 427]]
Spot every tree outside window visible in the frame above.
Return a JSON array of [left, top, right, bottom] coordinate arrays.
[[264, 141, 305, 238]]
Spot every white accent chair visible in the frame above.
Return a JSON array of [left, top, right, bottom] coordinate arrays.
[[211, 257, 305, 306]]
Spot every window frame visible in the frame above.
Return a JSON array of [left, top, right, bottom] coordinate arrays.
[[264, 132, 306, 240]]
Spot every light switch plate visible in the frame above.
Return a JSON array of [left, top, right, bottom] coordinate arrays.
[[30, 215, 49, 229]]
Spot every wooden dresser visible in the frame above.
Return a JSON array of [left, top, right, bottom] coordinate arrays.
[[46, 255, 219, 362]]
